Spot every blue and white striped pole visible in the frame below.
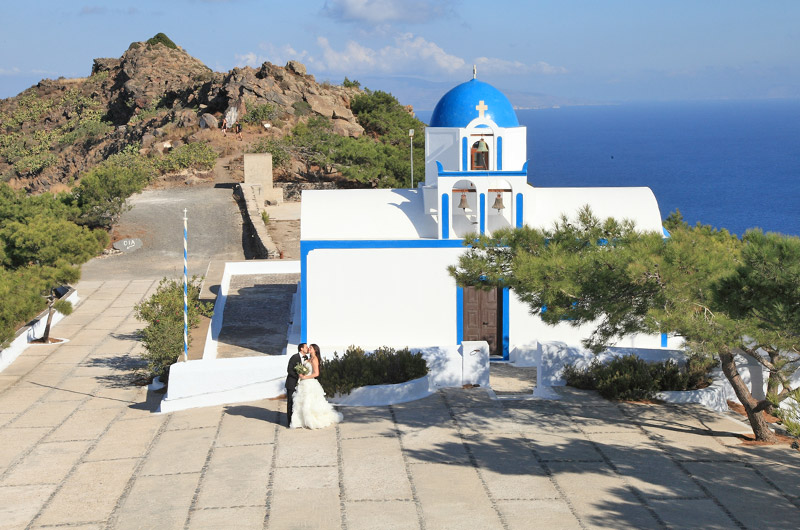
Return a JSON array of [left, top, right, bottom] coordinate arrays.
[[183, 208, 189, 362]]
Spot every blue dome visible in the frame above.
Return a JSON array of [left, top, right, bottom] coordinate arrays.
[[429, 79, 519, 128]]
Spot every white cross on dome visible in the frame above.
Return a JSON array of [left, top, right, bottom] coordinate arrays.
[[476, 100, 488, 118]]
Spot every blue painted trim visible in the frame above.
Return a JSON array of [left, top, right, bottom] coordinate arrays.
[[441, 193, 450, 239], [502, 288, 510, 360], [301, 239, 465, 251], [661, 333, 668, 347], [515, 193, 524, 228], [436, 160, 529, 177], [662, 227, 671, 238], [479, 193, 486, 234], [497, 136, 503, 170], [300, 242, 309, 343], [456, 286, 464, 344], [461, 137, 468, 170]]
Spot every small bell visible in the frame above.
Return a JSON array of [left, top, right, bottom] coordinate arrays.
[[492, 193, 504, 211], [458, 192, 469, 210], [476, 139, 489, 152]]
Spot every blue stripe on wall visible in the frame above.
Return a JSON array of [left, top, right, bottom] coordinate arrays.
[[661, 333, 668, 347], [502, 288, 510, 360], [462, 137, 468, 170], [456, 286, 464, 344], [497, 137, 503, 170], [442, 193, 450, 239], [515, 193, 524, 228], [479, 193, 486, 234]]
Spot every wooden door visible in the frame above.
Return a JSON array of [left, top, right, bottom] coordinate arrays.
[[463, 287, 500, 356]]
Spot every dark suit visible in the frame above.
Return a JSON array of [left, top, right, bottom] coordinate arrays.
[[285, 353, 302, 426]]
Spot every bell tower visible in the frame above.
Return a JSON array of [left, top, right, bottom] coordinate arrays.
[[421, 77, 530, 239]]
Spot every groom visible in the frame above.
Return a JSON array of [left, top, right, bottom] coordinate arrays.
[[285, 343, 308, 427]]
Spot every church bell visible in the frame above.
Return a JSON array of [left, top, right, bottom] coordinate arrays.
[[458, 192, 469, 210], [492, 192, 505, 211], [476, 139, 489, 152]]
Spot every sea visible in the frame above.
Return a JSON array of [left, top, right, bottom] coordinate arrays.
[[418, 100, 800, 237]]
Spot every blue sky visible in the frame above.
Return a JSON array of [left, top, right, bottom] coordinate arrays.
[[1, 0, 799, 109]]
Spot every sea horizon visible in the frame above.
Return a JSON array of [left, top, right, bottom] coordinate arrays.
[[418, 99, 800, 237]]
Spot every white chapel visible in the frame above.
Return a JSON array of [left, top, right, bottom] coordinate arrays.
[[298, 75, 668, 359]]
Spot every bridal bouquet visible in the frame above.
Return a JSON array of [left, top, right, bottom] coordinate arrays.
[[294, 362, 310, 375]]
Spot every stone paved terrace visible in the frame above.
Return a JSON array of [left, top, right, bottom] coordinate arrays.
[[1, 278, 799, 529]]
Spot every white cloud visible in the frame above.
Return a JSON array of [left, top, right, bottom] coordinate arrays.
[[312, 33, 465, 76], [235, 44, 310, 69], [0, 67, 22, 76], [474, 57, 567, 76], [321, 0, 454, 24]]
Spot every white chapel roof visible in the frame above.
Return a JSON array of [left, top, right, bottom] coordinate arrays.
[[301, 189, 438, 240], [524, 187, 664, 234]]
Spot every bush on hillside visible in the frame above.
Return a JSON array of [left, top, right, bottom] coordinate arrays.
[[249, 137, 291, 171], [318, 346, 428, 397], [243, 103, 277, 124], [146, 33, 177, 49], [153, 142, 217, 174]]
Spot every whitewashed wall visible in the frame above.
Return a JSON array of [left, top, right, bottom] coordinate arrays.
[[498, 128, 527, 171], [306, 247, 464, 347], [508, 288, 667, 350]]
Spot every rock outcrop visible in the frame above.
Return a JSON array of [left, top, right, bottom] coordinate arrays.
[[0, 38, 366, 191]]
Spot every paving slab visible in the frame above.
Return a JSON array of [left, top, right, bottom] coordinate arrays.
[[345, 500, 420, 530], [216, 403, 280, 447], [34, 458, 139, 526], [341, 435, 411, 500], [0, 440, 91, 486], [497, 499, 582, 530], [195, 444, 273, 509], [113, 472, 200, 530], [411, 462, 504, 529], [139, 426, 216, 476], [0, 484, 57, 530], [188, 506, 268, 529]]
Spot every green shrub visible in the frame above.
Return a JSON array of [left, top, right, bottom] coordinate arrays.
[[318, 345, 428, 397], [154, 142, 217, 174], [261, 211, 269, 225], [146, 33, 177, 49], [342, 77, 361, 88], [563, 353, 716, 401], [133, 276, 213, 381], [249, 138, 291, 171], [243, 103, 277, 124], [292, 101, 311, 117]]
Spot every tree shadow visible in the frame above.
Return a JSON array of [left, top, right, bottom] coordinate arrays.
[[339, 389, 800, 528], [82, 354, 149, 388]]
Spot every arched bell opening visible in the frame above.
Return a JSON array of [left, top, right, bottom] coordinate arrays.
[[486, 179, 513, 234], [451, 179, 479, 238], [470, 137, 490, 170]]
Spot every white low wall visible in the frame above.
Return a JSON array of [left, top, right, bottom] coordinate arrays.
[[161, 345, 466, 413], [0, 289, 80, 373], [534, 340, 799, 414], [330, 376, 433, 406], [203, 260, 301, 359]]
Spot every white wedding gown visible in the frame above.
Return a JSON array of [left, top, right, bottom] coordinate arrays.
[[291, 361, 343, 429]]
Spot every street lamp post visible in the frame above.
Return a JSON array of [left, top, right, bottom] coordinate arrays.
[[409, 129, 415, 189]]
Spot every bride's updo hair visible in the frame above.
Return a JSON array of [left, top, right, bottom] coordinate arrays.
[[310, 344, 322, 373]]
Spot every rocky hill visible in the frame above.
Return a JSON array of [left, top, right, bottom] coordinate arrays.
[[0, 37, 367, 192]]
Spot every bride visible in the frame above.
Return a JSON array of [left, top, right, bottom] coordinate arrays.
[[291, 344, 343, 429]]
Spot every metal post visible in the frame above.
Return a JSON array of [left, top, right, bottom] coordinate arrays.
[[183, 208, 189, 362], [409, 129, 415, 189]]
